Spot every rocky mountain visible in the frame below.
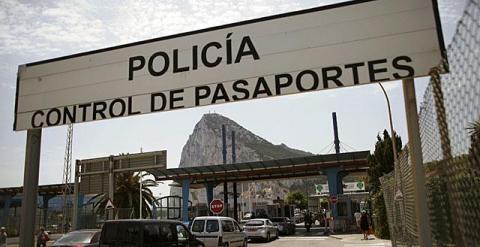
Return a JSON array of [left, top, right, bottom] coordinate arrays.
[[170, 113, 325, 205]]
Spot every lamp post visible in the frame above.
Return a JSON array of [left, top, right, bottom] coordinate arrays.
[[378, 82, 405, 247], [139, 171, 143, 219]]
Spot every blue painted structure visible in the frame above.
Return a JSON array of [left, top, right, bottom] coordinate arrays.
[[1, 195, 11, 227], [206, 183, 214, 208]]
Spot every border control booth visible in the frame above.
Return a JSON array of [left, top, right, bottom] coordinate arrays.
[[152, 150, 369, 229]]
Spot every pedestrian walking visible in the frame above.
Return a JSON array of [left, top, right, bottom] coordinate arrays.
[[304, 210, 312, 232], [360, 211, 369, 240], [36, 227, 49, 247], [0, 227, 7, 247]]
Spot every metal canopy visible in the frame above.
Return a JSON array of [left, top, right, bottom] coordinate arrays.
[[153, 151, 369, 185], [0, 183, 74, 196]]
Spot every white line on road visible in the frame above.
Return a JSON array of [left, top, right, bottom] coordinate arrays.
[[278, 237, 328, 240], [343, 244, 387, 246]]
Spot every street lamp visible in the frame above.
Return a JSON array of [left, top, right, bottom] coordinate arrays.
[[377, 82, 406, 247]]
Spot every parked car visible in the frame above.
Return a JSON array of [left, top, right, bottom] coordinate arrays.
[[190, 216, 247, 247], [243, 219, 278, 242], [99, 219, 204, 247], [270, 217, 296, 235], [293, 213, 304, 224], [53, 229, 101, 247]]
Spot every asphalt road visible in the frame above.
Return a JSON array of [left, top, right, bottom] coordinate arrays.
[[5, 228, 391, 247], [249, 235, 391, 247], [249, 236, 336, 247], [247, 227, 391, 247]]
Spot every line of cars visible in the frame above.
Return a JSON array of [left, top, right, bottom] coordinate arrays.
[[50, 216, 296, 247]]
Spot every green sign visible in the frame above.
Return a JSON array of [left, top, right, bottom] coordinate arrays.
[[315, 184, 324, 194]]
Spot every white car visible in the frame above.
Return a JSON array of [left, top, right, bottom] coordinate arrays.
[[243, 219, 278, 242], [190, 216, 247, 247]]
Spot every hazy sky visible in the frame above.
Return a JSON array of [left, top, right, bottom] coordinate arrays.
[[0, 0, 467, 197]]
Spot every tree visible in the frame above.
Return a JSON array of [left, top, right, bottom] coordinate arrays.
[[286, 191, 308, 209], [367, 130, 402, 239], [468, 120, 480, 152], [90, 171, 157, 219]]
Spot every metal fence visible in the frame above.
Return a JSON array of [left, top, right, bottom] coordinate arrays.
[[77, 205, 135, 229], [381, 0, 480, 246]]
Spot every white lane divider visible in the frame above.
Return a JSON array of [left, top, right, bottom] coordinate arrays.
[[343, 244, 387, 246], [278, 236, 328, 241]]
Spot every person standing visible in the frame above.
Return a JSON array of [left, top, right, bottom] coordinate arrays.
[[0, 227, 7, 247], [360, 211, 369, 240], [36, 227, 49, 247]]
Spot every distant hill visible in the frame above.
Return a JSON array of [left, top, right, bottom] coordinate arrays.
[[171, 113, 328, 204]]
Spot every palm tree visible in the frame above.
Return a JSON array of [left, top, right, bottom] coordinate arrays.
[[89, 171, 158, 219], [468, 120, 480, 147], [468, 120, 480, 169]]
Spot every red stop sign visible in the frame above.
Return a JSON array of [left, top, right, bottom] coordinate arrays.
[[329, 196, 338, 204], [210, 199, 224, 214]]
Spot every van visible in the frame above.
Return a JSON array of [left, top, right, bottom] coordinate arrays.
[[189, 217, 247, 247], [99, 219, 204, 247]]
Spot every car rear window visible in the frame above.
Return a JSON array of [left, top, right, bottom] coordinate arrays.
[[245, 220, 264, 226], [270, 218, 284, 223], [191, 220, 205, 232], [101, 222, 140, 244], [206, 220, 219, 232]]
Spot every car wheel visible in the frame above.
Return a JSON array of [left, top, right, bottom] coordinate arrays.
[[223, 243, 229, 247], [266, 232, 271, 242]]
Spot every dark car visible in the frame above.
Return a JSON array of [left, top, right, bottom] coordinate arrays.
[[99, 219, 204, 247], [270, 217, 295, 235], [53, 229, 101, 247]]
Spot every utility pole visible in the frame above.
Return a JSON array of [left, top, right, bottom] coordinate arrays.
[[232, 130, 238, 222], [222, 125, 228, 217]]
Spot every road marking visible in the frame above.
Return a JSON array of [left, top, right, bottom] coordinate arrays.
[[278, 236, 328, 241], [343, 244, 387, 247]]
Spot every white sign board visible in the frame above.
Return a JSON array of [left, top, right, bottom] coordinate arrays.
[[14, 0, 446, 130]]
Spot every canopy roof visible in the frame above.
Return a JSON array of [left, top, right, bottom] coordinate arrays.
[[153, 151, 369, 186]]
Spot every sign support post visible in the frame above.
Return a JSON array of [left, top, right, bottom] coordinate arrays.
[[19, 129, 42, 247], [402, 78, 432, 246]]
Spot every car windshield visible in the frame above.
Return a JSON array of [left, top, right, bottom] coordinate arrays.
[[55, 231, 96, 244], [245, 220, 264, 226], [270, 218, 285, 223]]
